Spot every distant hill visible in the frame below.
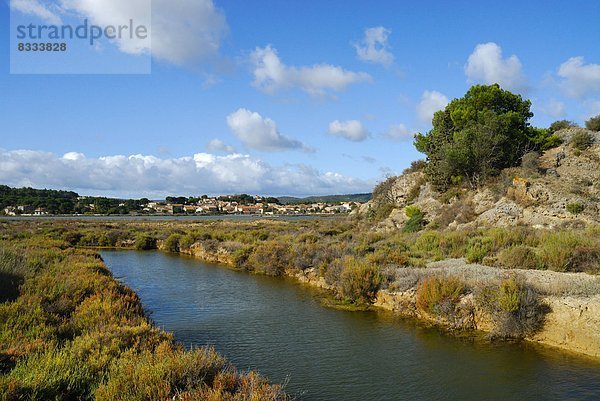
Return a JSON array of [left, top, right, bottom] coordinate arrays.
[[278, 193, 372, 205]]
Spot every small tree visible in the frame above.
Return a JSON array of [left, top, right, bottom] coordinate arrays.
[[414, 84, 553, 190], [585, 114, 600, 131]]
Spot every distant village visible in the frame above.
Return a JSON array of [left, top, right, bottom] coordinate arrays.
[[2, 193, 364, 216]]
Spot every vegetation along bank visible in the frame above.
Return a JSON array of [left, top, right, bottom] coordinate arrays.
[[3, 218, 598, 359]]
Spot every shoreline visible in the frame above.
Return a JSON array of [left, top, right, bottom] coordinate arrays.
[[172, 244, 600, 360]]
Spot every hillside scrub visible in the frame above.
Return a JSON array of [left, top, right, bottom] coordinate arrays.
[[0, 236, 288, 400], [585, 114, 600, 131]]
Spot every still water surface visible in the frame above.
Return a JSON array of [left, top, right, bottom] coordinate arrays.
[[101, 250, 600, 401]]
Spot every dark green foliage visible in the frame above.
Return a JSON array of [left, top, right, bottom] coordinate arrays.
[[402, 206, 425, 233], [414, 84, 556, 190], [571, 130, 593, 150], [163, 234, 181, 253], [135, 235, 157, 251], [549, 120, 577, 133], [566, 202, 585, 215], [585, 114, 600, 131], [0, 185, 148, 215]]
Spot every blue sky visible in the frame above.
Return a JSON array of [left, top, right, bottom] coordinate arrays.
[[1, 0, 599, 198]]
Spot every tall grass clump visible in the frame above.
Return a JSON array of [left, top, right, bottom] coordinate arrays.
[[538, 231, 592, 272], [416, 275, 465, 317], [338, 257, 381, 305]]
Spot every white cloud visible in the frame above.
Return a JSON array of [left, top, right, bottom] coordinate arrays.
[[353, 26, 394, 67], [206, 139, 236, 154], [250, 45, 371, 97], [384, 123, 413, 141], [12, 0, 228, 67], [10, 0, 62, 24], [416, 90, 449, 123], [537, 99, 566, 118], [328, 120, 370, 142], [465, 42, 527, 92], [226, 108, 311, 152], [557, 57, 600, 98], [585, 100, 600, 119], [0, 149, 370, 197]]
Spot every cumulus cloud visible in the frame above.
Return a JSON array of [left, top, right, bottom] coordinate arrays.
[[328, 120, 370, 142], [226, 108, 311, 152], [465, 42, 527, 92], [12, 0, 228, 67], [206, 139, 236, 154], [556, 57, 600, 98], [250, 45, 371, 97], [416, 90, 449, 123], [0, 149, 370, 197], [384, 123, 413, 141], [353, 26, 394, 67], [10, 0, 62, 24]]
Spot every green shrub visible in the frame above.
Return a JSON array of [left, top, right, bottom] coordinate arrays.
[[178, 234, 196, 250], [571, 130, 593, 150], [369, 203, 394, 222], [416, 275, 464, 315], [585, 114, 600, 131], [497, 246, 542, 270], [549, 120, 577, 133], [338, 258, 381, 305], [465, 237, 493, 263], [402, 206, 425, 233], [163, 234, 181, 253], [134, 235, 157, 251], [246, 241, 290, 276], [566, 202, 585, 215], [476, 277, 547, 339]]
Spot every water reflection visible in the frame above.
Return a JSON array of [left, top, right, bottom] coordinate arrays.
[[102, 250, 600, 401]]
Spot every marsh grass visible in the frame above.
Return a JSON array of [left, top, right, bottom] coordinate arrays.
[[0, 236, 288, 400]]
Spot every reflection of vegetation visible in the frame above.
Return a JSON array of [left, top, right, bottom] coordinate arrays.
[[0, 235, 288, 400]]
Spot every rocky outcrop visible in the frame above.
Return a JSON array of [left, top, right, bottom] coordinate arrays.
[[374, 263, 600, 359], [366, 133, 599, 231], [181, 243, 234, 265], [533, 295, 600, 358]]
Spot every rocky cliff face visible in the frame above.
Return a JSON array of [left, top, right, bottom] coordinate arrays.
[[365, 129, 600, 231]]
